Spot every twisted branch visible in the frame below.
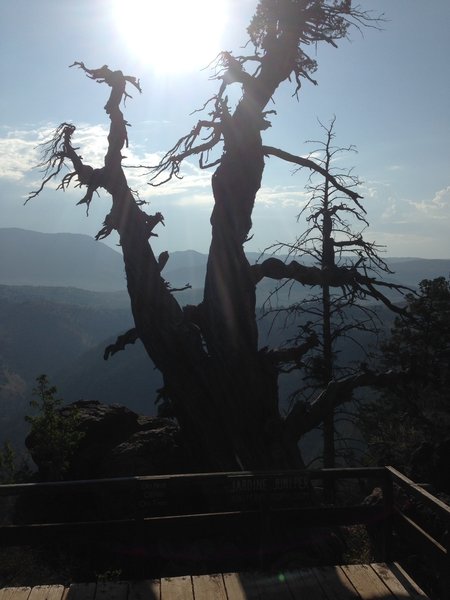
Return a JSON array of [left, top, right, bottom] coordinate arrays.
[[69, 62, 142, 95], [284, 369, 408, 442], [148, 121, 222, 186], [251, 257, 411, 316], [104, 328, 139, 360], [262, 333, 319, 372], [263, 145, 363, 203]]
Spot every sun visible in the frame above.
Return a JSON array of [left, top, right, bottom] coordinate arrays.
[[113, 0, 228, 74]]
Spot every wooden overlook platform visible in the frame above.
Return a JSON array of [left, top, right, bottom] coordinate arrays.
[[0, 563, 430, 599], [0, 564, 428, 600], [1, 467, 448, 598]]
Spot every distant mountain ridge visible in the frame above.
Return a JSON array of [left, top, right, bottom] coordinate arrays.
[[2, 229, 449, 295], [0, 228, 126, 291], [384, 257, 450, 287], [0, 284, 130, 309]]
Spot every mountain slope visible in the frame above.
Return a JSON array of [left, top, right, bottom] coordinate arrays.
[[2, 228, 450, 298], [386, 258, 450, 287], [0, 228, 126, 291], [0, 294, 132, 378], [0, 290, 159, 450]]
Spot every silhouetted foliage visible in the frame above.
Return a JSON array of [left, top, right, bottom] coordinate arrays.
[[0, 440, 31, 484], [360, 277, 450, 491], [25, 375, 84, 481]]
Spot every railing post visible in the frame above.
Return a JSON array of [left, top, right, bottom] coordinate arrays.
[[382, 467, 394, 562], [443, 528, 450, 600]]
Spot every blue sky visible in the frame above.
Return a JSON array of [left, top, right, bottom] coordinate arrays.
[[1, 0, 449, 258]]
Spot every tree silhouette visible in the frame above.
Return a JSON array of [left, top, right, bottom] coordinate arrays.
[[25, 375, 83, 481], [360, 277, 450, 492], [265, 117, 406, 474], [28, 1, 404, 471]]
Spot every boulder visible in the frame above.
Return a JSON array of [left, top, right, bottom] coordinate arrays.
[[26, 400, 190, 480]]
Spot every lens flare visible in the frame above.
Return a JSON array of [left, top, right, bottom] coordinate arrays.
[[113, 0, 228, 73]]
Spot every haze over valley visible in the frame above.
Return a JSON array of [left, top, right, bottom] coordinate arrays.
[[1, 228, 449, 456]]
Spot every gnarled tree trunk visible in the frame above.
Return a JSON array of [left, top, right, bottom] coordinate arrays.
[[28, 3, 402, 473]]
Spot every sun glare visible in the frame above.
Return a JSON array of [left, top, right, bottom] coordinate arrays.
[[113, 0, 228, 74]]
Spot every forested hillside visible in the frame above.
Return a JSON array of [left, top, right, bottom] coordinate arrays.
[[1, 228, 449, 458], [0, 286, 160, 450]]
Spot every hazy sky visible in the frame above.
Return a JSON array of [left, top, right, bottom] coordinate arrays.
[[1, 0, 449, 258]]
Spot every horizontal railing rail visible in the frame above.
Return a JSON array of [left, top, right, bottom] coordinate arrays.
[[0, 467, 388, 522], [0, 466, 388, 498], [0, 465, 448, 582]]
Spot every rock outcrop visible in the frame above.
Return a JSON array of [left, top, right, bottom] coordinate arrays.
[[26, 400, 190, 480]]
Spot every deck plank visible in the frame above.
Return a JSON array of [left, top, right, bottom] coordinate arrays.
[[160, 576, 193, 600], [0, 563, 433, 600], [63, 583, 96, 600], [341, 564, 395, 599], [284, 569, 327, 600], [191, 575, 227, 600], [371, 563, 429, 599], [95, 582, 128, 600], [251, 572, 294, 600], [222, 573, 256, 600], [312, 566, 359, 599], [0, 589, 32, 600], [128, 580, 160, 600], [28, 586, 65, 600]]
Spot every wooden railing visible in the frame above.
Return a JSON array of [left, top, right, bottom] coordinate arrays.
[[386, 466, 450, 597], [0, 466, 448, 585]]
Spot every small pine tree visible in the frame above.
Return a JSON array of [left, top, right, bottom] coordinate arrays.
[[360, 278, 450, 490], [0, 441, 31, 484], [0, 441, 17, 484], [25, 375, 84, 481]]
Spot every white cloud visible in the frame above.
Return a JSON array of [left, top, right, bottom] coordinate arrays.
[[431, 186, 450, 209], [368, 185, 450, 257], [123, 158, 214, 207], [359, 179, 392, 200], [356, 180, 449, 232], [361, 185, 379, 199], [174, 193, 213, 207], [70, 124, 109, 165], [0, 135, 39, 181], [369, 229, 449, 259], [411, 186, 450, 220], [380, 197, 401, 221], [256, 185, 309, 208], [0, 124, 214, 210], [0, 123, 109, 183]]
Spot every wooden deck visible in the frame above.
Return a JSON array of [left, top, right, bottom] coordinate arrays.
[[0, 563, 429, 599]]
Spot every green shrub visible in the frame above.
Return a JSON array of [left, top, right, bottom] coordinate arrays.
[[25, 374, 84, 481]]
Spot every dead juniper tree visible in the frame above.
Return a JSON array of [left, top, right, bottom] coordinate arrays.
[[28, 1, 405, 471], [264, 117, 409, 481]]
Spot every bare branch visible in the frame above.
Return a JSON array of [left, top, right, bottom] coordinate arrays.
[[262, 145, 362, 202], [252, 257, 411, 316], [104, 328, 139, 360], [26, 123, 97, 203], [262, 333, 318, 369], [284, 369, 408, 442], [147, 121, 222, 186], [248, 2, 382, 98], [168, 283, 192, 294], [69, 62, 142, 95]]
